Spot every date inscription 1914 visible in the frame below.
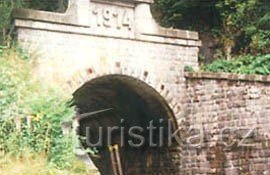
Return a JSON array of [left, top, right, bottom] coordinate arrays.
[[92, 7, 133, 30]]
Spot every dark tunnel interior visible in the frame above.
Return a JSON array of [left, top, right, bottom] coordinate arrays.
[[72, 74, 180, 174]]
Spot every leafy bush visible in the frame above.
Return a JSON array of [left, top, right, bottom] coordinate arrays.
[[250, 30, 270, 54], [0, 0, 67, 45], [0, 0, 25, 44], [202, 54, 270, 75], [153, 0, 270, 58], [184, 65, 195, 72], [0, 47, 82, 170]]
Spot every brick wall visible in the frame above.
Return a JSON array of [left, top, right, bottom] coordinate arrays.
[[180, 72, 270, 174]]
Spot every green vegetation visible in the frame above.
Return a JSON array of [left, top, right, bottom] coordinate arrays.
[[153, 0, 269, 75], [153, 0, 270, 60], [184, 65, 195, 72], [0, 0, 67, 44], [0, 47, 92, 174], [203, 54, 270, 75], [0, 0, 23, 44]]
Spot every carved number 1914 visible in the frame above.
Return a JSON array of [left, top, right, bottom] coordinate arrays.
[[92, 8, 132, 30]]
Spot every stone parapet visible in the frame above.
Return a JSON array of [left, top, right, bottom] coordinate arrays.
[[185, 72, 270, 83]]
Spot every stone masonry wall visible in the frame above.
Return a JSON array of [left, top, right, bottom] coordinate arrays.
[[13, 0, 270, 174], [180, 72, 270, 175], [14, 0, 200, 134], [13, 0, 200, 96], [13, 1, 200, 125]]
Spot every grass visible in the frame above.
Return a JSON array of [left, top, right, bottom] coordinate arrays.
[[0, 152, 99, 175], [0, 47, 100, 175]]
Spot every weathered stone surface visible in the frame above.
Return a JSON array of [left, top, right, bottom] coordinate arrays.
[[13, 0, 270, 174], [13, 0, 199, 97]]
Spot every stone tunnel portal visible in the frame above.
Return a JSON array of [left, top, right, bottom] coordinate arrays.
[[72, 75, 180, 174]]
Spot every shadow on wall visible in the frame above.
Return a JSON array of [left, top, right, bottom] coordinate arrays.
[[28, 0, 69, 13]]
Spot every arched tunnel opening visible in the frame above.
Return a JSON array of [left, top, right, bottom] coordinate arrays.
[[72, 75, 180, 174]]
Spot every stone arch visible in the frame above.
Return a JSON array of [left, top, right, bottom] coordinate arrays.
[[72, 74, 180, 174], [14, 0, 200, 172], [67, 60, 183, 126]]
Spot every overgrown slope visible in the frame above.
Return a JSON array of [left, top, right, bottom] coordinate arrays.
[[0, 47, 93, 174]]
